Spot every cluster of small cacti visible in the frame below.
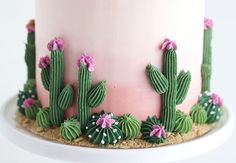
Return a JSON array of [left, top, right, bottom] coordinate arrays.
[[146, 39, 191, 132]]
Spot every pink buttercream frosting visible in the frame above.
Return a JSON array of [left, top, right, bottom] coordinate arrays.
[[204, 18, 214, 30], [23, 98, 36, 109], [211, 93, 223, 107], [96, 114, 116, 128], [160, 38, 177, 52], [26, 19, 35, 33], [38, 56, 50, 69], [150, 124, 166, 138], [47, 37, 65, 52], [77, 54, 95, 72]]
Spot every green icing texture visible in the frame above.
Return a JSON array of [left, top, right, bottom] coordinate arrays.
[[174, 110, 193, 133], [25, 103, 40, 120], [41, 67, 50, 91], [58, 84, 74, 110], [201, 28, 212, 92], [118, 114, 141, 140], [176, 70, 191, 104], [36, 108, 52, 128], [87, 81, 106, 108], [60, 118, 81, 141], [85, 111, 122, 145], [25, 44, 36, 79], [190, 104, 207, 124], [141, 116, 166, 144], [23, 79, 36, 92], [27, 31, 35, 45]]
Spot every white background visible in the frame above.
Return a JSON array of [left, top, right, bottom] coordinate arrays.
[[0, 0, 235, 162]]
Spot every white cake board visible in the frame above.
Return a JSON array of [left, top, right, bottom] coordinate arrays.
[[0, 96, 234, 163]]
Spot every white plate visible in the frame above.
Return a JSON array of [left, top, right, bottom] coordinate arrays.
[[0, 96, 234, 163]]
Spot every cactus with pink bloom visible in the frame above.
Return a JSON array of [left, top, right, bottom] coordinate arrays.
[[23, 98, 40, 120]]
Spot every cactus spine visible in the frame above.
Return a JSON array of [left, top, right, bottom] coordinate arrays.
[[146, 39, 191, 132], [201, 19, 213, 92]]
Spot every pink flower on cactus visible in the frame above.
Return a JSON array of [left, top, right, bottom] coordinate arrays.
[[47, 37, 65, 52], [77, 54, 95, 72], [211, 93, 223, 107], [150, 124, 166, 138], [38, 56, 50, 69], [204, 18, 214, 30], [96, 114, 116, 128], [160, 38, 177, 52], [23, 98, 36, 109], [26, 19, 35, 33]]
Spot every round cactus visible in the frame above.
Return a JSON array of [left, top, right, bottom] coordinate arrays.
[[85, 111, 122, 145], [174, 110, 193, 133], [190, 104, 207, 124], [118, 114, 141, 140], [141, 116, 166, 144], [36, 108, 52, 128], [60, 118, 81, 141]]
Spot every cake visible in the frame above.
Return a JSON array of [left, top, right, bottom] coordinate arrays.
[[16, 0, 224, 148]]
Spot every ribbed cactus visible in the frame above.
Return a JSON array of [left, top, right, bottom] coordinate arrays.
[[201, 18, 213, 92], [39, 38, 74, 126], [77, 54, 107, 131], [25, 20, 36, 80], [146, 39, 191, 132]]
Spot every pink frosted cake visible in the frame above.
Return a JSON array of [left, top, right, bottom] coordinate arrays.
[[16, 0, 224, 147]]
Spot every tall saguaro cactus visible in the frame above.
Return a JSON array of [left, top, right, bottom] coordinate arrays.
[[146, 39, 191, 132], [25, 20, 36, 79], [201, 18, 214, 92], [77, 54, 107, 131], [39, 38, 74, 126]]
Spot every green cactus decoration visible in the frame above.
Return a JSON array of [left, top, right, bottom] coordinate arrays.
[[118, 114, 141, 140], [201, 18, 213, 92], [41, 67, 50, 91], [36, 108, 52, 128], [60, 118, 81, 141], [23, 99, 40, 120], [25, 20, 36, 80], [198, 92, 223, 123], [85, 111, 122, 145], [58, 84, 74, 110], [141, 116, 166, 144], [77, 55, 106, 131], [146, 39, 191, 132], [174, 110, 193, 133], [190, 104, 207, 124]]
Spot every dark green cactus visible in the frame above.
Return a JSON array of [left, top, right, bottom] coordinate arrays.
[[58, 84, 74, 110], [201, 25, 213, 92], [41, 67, 50, 91], [88, 81, 106, 107], [146, 40, 191, 132], [25, 44, 36, 79]]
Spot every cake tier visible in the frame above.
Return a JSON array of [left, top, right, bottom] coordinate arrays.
[[36, 0, 204, 120]]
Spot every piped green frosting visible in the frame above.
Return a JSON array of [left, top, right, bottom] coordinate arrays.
[[25, 44, 36, 79], [85, 111, 122, 145], [41, 67, 50, 91], [190, 104, 207, 124], [174, 110, 193, 133], [25, 102, 40, 120], [118, 114, 141, 140], [58, 84, 74, 110], [36, 108, 52, 128], [141, 116, 166, 144], [60, 118, 81, 141], [87, 81, 106, 108]]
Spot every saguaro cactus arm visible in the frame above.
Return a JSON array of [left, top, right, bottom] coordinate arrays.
[[58, 84, 74, 110], [176, 70, 191, 104], [39, 56, 51, 91]]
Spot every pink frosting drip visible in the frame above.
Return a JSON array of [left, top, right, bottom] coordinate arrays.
[[204, 18, 214, 30], [211, 93, 223, 107], [150, 124, 166, 138], [38, 56, 50, 69], [23, 98, 36, 109], [96, 114, 116, 128], [47, 37, 65, 52], [160, 38, 177, 52], [77, 54, 95, 72], [26, 19, 35, 33]]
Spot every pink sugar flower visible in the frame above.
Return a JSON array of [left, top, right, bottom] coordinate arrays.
[[47, 37, 65, 52], [96, 114, 116, 128], [77, 54, 95, 72], [204, 18, 214, 30], [150, 124, 166, 138], [160, 38, 177, 52], [211, 93, 223, 107], [23, 98, 36, 109], [38, 56, 50, 69], [26, 19, 35, 33]]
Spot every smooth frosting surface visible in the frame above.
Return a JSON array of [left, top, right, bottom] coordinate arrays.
[[36, 0, 204, 120]]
